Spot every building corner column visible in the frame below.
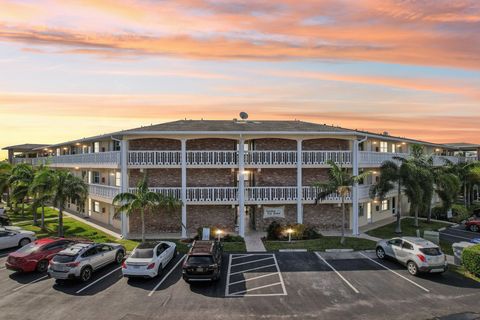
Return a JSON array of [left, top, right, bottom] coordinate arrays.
[[238, 137, 245, 238], [352, 140, 359, 236], [181, 139, 187, 239], [296, 139, 303, 224], [120, 139, 129, 238]]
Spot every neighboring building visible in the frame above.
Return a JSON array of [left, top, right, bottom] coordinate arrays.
[[2, 119, 473, 239]]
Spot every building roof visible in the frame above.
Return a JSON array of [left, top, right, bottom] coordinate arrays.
[[2, 143, 50, 152], [443, 143, 480, 151]]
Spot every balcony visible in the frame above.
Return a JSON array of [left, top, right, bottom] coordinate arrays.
[[14, 152, 121, 169], [88, 184, 120, 202]]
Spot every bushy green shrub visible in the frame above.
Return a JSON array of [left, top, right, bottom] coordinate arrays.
[[266, 221, 283, 240], [266, 222, 321, 240], [462, 244, 480, 276], [451, 204, 471, 223], [222, 234, 244, 242], [432, 206, 446, 219]]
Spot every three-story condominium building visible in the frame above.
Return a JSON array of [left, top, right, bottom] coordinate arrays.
[[4, 119, 479, 239]]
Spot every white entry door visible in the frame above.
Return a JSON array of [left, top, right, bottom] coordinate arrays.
[[367, 202, 372, 223]]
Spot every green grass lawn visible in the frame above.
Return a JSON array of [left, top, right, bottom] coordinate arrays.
[[366, 217, 451, 239], [264, 237, 376, 252], [6, 206, 59, 223]]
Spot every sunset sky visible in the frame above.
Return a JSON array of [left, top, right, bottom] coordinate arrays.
[[1, 0, 479, 159]]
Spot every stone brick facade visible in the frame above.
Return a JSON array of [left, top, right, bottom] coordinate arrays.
[[129, 168, 181, 187], [187, 138, 236, 150], [253, 168, 296, 186], [302, 168, 329, 186], [128, 205, 236, 234], [253, 138, 296, 150], [253, 203, 348, 231], [129, 138, 180, 150], [303, 138, 350, 150], [187, 169, 234, 187]]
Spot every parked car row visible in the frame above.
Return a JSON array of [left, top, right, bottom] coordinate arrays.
[[0, 226, 36, 250]]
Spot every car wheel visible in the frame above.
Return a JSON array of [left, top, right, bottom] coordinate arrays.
[[18, 238, 31, 247], [407, 261, 418, 276], [376, 247, 386, 260], [174, 248, 178, 256], [469, 225, 479, 232], [115, 251, 124, 264], [36, 260, 49, 273], [80, 266, 93, 282]]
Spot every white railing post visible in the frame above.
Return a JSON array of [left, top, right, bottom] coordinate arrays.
[[296, 139, 303, 224], [120, 140, 129, 238], [238, 137, 245, 238], [181, 139, 187, 239]]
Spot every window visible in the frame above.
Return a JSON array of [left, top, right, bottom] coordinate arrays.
[[381, 200, 389, 211], [92, 171, 100, 184], [358, 205, 364, 217], [115, 172, 121, 187], [98, 245, 112, 252], [82, 247, 98, 258], [94, 201, 100, 213], [94, 142, 100, 153], [380, 141, 388, 153], [402, 242, 414, 250], [391, 144, 396, 153], [388, 239, 402, 246], [113, 140, 121, 151]]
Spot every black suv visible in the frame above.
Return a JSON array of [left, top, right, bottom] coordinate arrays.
[[182, 240, 223, 283]]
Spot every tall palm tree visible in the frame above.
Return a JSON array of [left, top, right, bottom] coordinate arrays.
[[0, 161, 13, 208], [8, 163, 35, 216], [434, 172, 461, 218], [314, 160, 369, 245], [51, 170, 88, 237], [447, 161, 480, 207], [30, 166, 55, 229], [370, 160, 404, 234], [113, 174, 182, 242]]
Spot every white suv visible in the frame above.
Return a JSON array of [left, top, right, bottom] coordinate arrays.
[[375, 237, 447, 276]]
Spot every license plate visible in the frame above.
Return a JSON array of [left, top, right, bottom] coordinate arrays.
[[53, 266, 66, 272], [431, 268, 444, 273], [133, 265, 141, 269], [196, 267, 204, 272]]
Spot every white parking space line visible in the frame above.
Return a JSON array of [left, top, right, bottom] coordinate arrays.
[[228, 272, 278, 286], [229, 264, 277, 276], [148, 255, 186, 297], [446, 228, 478, 235], [440, 233, 472, 241], [230, 256, 274, 267], [76, 267, 122, 294], [229, 282, 282, 296], [12, 275, 49, 292], [226, 253, 287, 297], [358, 252, 430, 293], [314, 252, 360, 294]]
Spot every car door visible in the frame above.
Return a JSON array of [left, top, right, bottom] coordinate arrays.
[[0, 231, 11, 249], [82, 246, 101, 269], [398, 241, 414, 264], [385, 238, 403, 259], [96, 244, 115, 266], [156, 244, 167, 266]]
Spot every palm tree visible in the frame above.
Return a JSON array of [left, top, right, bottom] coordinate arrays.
[[51, 170, 88, 237], [30, 166, 55, 229], [370, 160, 404, 234], [0, 161, 13, 209], [113, 174, 182, 242], [434, 172, 461, 218], [447, 161, 480, 207], [314, 160, 369, 245], [8, 163, 35, 216]]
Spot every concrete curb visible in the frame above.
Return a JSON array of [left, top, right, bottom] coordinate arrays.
[[363, 249, 376, 253], [438, 227, 447, 232], [278, 249, 307, 252], [325, 249, 354, 253]]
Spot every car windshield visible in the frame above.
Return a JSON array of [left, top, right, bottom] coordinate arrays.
[[420, 247, 442, 256], [187, 255, 214, 266], [131, 249, 154, 259], [53, 254, 77, 263], [16, 243, 41, 254]]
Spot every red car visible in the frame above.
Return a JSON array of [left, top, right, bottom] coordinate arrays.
[[465, 220, 480, 233], [5, 238, 78, 272]]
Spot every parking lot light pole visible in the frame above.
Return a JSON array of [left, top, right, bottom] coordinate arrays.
[[216, 229, 223, 241], [287, 228, 293, 242]]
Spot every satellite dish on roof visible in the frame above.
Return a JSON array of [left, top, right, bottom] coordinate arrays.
[[240, 112, 248, 120]]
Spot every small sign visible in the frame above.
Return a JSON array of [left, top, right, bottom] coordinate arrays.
[[447, 209, 453, 219], [202, 227, 210, 240], [423, 231, 440, 245], [263, 206, 285, 219]]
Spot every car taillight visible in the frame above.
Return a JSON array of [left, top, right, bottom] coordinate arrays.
[[417, 254, 426, 262], [122, 261, 127, 269], [66, 262, 80, 267], [147, 263, 155, 270]]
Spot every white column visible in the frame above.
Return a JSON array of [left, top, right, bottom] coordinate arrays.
[[296, 139, 303, 224], [238, 137, 245, 238], [181, 139, 187, 239], [120, 139, 129, 238], [352, 140, 359, 236]]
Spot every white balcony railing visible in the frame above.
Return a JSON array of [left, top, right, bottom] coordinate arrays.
[[245, 151, 297, 166], [128, 151, 181, 166], [187, 151, 237, 166], [359, 152, 408, 166], [89, 184, 120, 200], [302, 151, 352, 165], [15, 152, 120, 168]]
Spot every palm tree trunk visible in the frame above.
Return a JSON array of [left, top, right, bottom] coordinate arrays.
[[21, 201, 25, 216], [141, 208, 145, 243], [395, 184, 402, 234], [41, 205, 45, 229], [427, 203, 432, 224], [341, 197, 345, 245], [414, 205, 419, 228], [32, 203, 38, 225], [58, 204, 64, 237], [464, 183, 468, 207]]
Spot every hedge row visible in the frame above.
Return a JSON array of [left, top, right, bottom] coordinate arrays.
[[462, 244, 480, 276]]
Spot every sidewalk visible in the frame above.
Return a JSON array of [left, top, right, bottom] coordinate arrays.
[[244, 230, 267, 252], [63, 210, 122, 239]]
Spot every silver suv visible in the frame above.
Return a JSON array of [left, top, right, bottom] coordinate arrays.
[[48, 242, 125, 282], [375, 237, 447, 276]]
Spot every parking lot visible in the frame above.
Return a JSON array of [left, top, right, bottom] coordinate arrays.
[[441, 224, 480, 244], [1, 248, 480, 320]]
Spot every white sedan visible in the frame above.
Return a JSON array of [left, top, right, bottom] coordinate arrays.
[[0, 227, 36, 250], [122, 241, 177, 278]]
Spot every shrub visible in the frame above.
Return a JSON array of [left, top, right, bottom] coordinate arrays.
[[432, 206, 446, 219], [194, 226, 244, 242], [222, 234, 244, 242], [266, 221, 283, 240], [303, 225, 322, 239], [462, 244, 480, 276], [451, 204, 471, 223]]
